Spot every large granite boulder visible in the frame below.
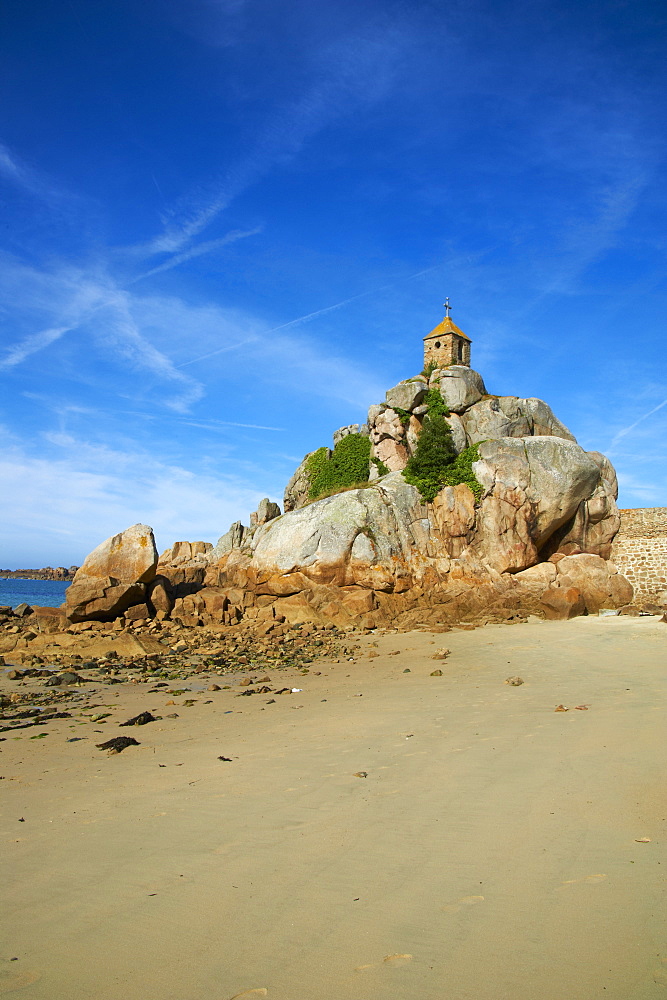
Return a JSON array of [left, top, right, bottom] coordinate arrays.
[[385, 378, 427, 412], [461, 397, 576, 445], [250, 498, 281, 526], [212, 521, 248, 558], [160, 540, 213, 565], [251, 472, 428, 592], [472, 437, 602, 571], [64, 524, 158, 622], [432, 366, 486, 413]]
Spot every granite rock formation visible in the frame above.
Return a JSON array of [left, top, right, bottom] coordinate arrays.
[[64, 365, 632, 628], [64, 524, 158, 622]]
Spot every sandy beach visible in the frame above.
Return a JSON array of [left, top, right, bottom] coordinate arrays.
[[1, 614, 666, 1000]]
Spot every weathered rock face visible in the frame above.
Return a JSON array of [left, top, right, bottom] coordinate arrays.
[[333, 423, 369, 446], [385, 378, 427, 412], [461, 397, 576, 445], [285, 368, 579, 515], [473, 437, 602, 569], [195, 428, 627, 626], [432, 366, 486, 413], [70, 363, 630, 629], [445, 413, 468, 455], [65, 524, 158, 622], [284, 451, 318, 512]]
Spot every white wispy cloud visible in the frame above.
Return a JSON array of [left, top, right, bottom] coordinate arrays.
[[608, 396, 667, 451], [141, 22, 412, 259], [0, 428, 278, 565], [178, 259, 450, 369], [0, 144, 22, 182], [0, 258, 207, 411], [0, 139, 89, 212], [0, 142, 50, 200], [185, 420, 284, 432], [0, 326, 72, 370], [92, 289, 204, 411], [133, 226, 262, 281]]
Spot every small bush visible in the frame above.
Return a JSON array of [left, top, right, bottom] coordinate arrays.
[[402, 414, 457, 502], [423, 386, 450, 418], [306, 434, 372, 500], [440, 445, 484, 500], [421, 360, 438, 378], [401, 386, 484, 507], [372, 457, 391, 477], [392, 406, 412, 427]]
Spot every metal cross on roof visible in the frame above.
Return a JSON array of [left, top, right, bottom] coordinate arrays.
[[443, 297, 452, 317]]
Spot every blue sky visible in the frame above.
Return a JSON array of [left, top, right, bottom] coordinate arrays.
[[1, 0, 666, 567]]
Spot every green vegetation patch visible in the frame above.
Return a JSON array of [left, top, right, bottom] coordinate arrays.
[[392, 407, 412, 427], [402, 413, 457, 502], [306, 434, 372, 500], [371, 457, 390, 477], [440, 445, 484, 500], [401, 387, 483, 504], [423, 386, 450, 418]]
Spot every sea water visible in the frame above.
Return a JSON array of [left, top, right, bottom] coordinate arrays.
[[0, 578, 70, 609]]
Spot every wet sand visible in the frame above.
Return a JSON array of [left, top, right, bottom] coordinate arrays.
[[1, 614, 666, 1000]]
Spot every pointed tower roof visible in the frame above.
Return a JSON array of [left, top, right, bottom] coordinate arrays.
[[423, 314, 471, 343]]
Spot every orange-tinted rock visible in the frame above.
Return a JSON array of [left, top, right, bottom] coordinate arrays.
[[124, 603, 150, 621], [339, 587, 376, 616], [256, 572, 312, 597], [147, 576, 173, 614], [539, 586, 586, 619], [64, 524, 157, 622], [75, 524, 157, 584]]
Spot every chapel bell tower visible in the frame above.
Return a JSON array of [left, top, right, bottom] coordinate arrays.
[[423, 299, 471, 368]]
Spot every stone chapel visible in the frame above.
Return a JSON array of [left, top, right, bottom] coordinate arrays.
[[423, 304, 471, 368]]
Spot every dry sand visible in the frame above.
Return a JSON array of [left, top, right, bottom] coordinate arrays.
[[1, 614, 666, 1000]]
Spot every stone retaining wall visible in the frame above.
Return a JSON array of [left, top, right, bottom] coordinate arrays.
[[612, 508, 667, 600]]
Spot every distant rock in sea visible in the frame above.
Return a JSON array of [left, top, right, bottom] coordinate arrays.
[[0, 566, 78, 581]]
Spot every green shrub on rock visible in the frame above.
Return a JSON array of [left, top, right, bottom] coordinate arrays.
[[402, 414, 457, 501], [371, 457, 391, 477], [423, 386, 450, 418], [440, 444, 484, 500], [401, 387, 484, 503], [306, 434, 372, 500]]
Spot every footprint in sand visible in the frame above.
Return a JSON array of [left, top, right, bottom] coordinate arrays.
[[354, 954, 413, 973], [0, 964, 41, 994], [442, 894, 485, 914], [557, 874, 607, 890]]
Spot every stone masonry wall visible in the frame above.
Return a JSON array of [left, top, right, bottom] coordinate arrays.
[[423, 334, 470, 369], [612, 507, 667, 600]]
